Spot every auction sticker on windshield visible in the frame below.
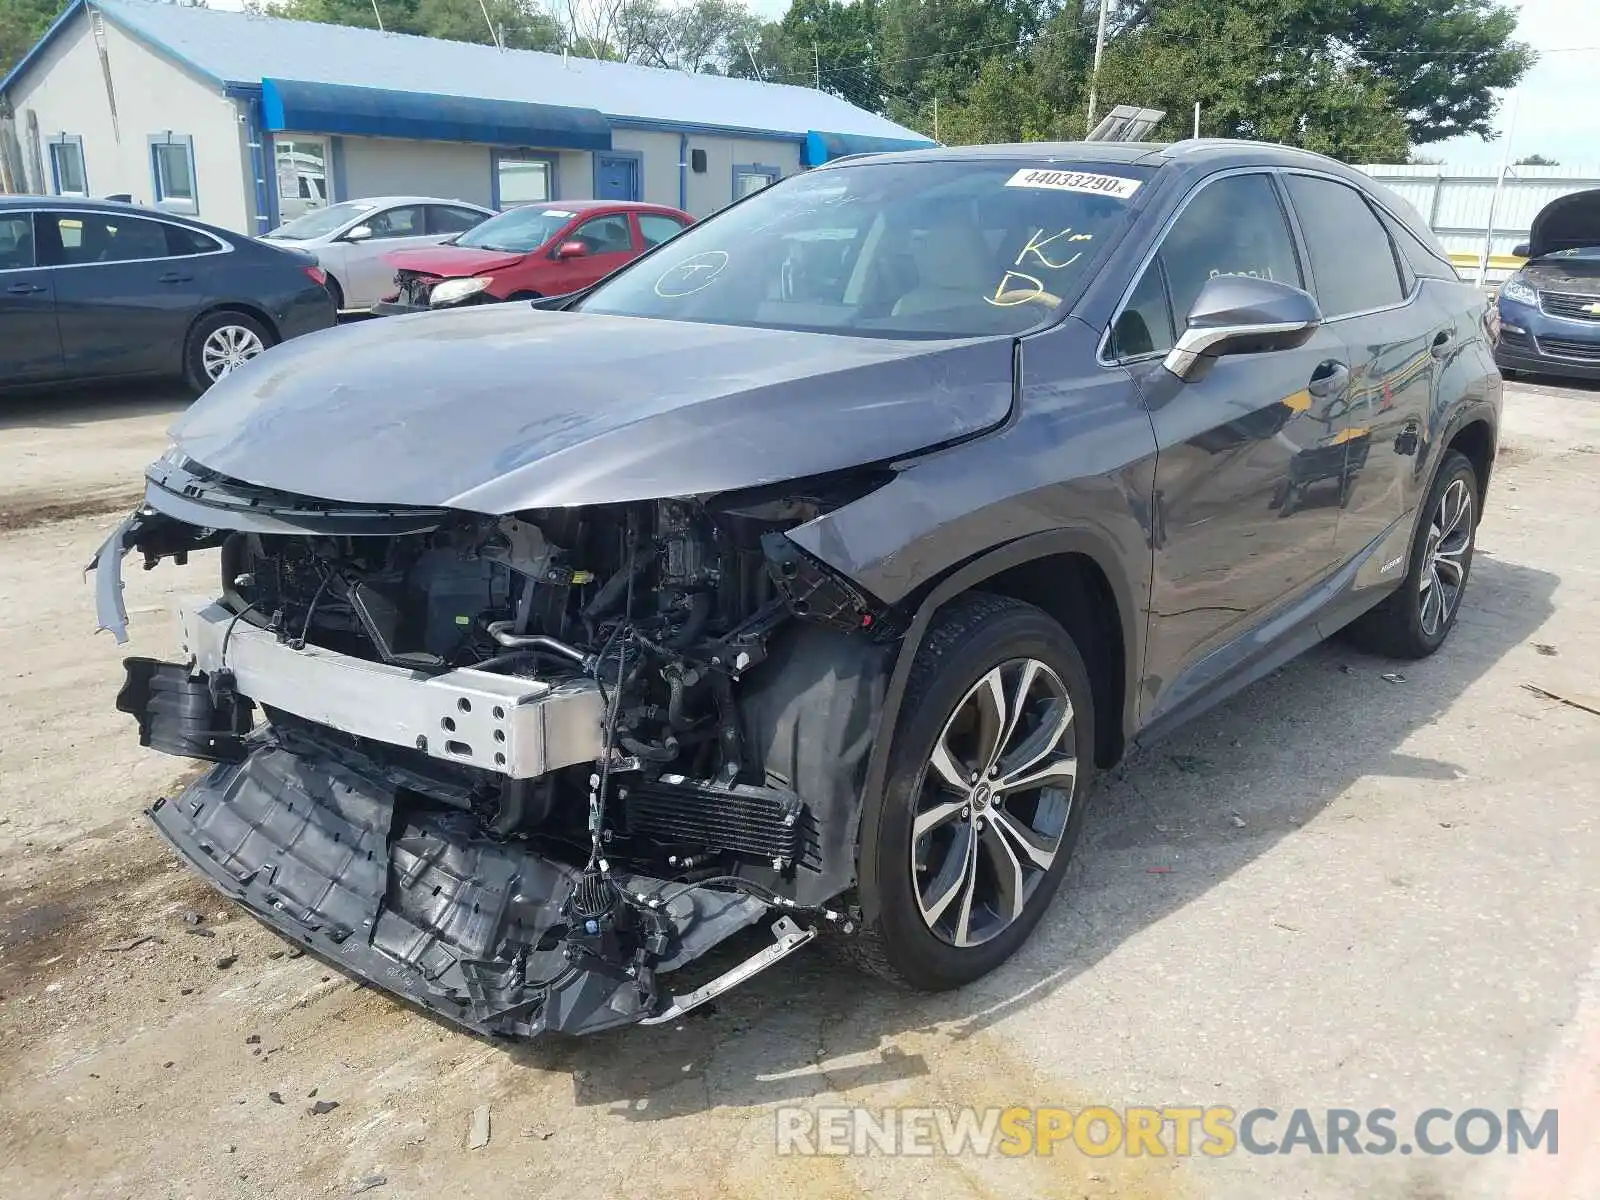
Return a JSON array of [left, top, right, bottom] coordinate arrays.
[[1005, 169, 1142, 199]]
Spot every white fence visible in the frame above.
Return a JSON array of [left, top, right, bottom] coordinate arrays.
[[1357, 163, 1600, 284]]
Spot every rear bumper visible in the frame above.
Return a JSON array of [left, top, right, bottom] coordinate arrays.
[[278, 283, 338, 341], [149, 739, 769, 1038]]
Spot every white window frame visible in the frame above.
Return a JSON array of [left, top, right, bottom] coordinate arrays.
[[148, 133, 199, 215], [47, 134, 88, 196]]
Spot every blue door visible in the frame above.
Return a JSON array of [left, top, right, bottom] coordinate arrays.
[[595, 154, 640, 201]]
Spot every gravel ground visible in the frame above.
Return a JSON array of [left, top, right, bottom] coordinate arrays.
[[0, 380, 1596, 1200]]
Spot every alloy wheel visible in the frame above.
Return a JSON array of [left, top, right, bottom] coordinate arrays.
[[911, 658, 1078, 948], [1419, 477, 1473, 638], [201, 324, 266, 381]]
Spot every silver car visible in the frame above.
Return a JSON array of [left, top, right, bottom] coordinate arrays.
[[261, 196, 494, 313]]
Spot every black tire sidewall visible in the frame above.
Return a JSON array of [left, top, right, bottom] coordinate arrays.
[[862, 601, 1096, 990], [184, 311, 273, 393]]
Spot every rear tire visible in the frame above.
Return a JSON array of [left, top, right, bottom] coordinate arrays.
[[843, 593, 1096, 991], [1345, 450, 1478, 659], [183, 310, 275, 393]]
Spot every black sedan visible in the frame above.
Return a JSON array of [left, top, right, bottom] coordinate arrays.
[[0, 196, 334, 393], [93, 140, 1499, 1037]]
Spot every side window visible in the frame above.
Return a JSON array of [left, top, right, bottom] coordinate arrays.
[[48, 135, 87, 196], [1376, 207, 1457, 282], [0, 214, 36, 270], [365, 205, 424, 239], [43, 212, 171, 265], [638, 213, 689, 248], [1111, 261, 1175, 358], [149, 135, 198, 214], [1159, 172, 1304, 325], [428, 205, 486, 235], [164, 224, 224, 257], [571, 214, 633, 254], [1284, 175, 1405, 316]]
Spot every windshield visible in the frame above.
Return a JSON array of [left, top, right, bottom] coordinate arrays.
[[267, 201, 377, 241], [455, 205, 576, 254], [576, 159, 1151, 337]]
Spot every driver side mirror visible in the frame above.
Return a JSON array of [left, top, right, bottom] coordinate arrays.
[[555, 240, 588, 259], [1163, 274, 1322, 381], [344, 224, 374, 243], [1512, 242, 1531, 259]]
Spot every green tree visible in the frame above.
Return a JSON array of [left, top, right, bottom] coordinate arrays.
[[1, 0, 67, 80], [413, 0, 563, 50], [1109, 0, 1531, 146], [1515, 153, 1558, 166], [877, 0, 1031, 118]]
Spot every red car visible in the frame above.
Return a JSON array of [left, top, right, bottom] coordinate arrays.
[[374, 200, 693, 314]]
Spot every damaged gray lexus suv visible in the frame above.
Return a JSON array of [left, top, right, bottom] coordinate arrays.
[[92, 140, 1501, 1038]]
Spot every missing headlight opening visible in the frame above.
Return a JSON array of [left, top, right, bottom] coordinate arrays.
[[92, 468, 894, 1037]]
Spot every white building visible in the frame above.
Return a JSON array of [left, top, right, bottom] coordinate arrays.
[[0, 0, 933, 233]]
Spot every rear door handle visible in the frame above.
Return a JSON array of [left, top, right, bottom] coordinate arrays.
[[157, 271, 193, 284], [1430, 329, 1452, 357], [5, 281, 45, 295], [1307, 361, 1350, 398]]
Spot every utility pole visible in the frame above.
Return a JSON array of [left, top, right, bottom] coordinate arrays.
[[814, 41, 821, 89], [369, 0, 384, 32], [933, 95, 939, 142], [1479, 88, 1521, 288], [1085, 0, 1111, 135], [1193, 101, 1200, 138]]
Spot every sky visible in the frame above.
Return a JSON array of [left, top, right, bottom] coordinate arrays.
[[211, 0, 1597, 165], [1426, 0, 1600, 167]]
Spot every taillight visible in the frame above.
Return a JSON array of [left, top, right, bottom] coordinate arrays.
[[304, 265, 328, 287]]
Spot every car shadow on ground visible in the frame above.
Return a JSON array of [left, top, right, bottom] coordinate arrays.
[[484, 550, 1556, 1118], [0, 380, 191, 432]]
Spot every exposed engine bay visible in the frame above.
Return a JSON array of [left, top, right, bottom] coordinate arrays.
[[93, 459, 896, 1036]]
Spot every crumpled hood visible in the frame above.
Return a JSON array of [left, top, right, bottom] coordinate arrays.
[[385, 244, 526, 277], [169, 305, 1014, 511]]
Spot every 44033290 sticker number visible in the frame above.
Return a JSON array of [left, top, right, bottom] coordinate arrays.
[[1004, 169, 1143, 199]]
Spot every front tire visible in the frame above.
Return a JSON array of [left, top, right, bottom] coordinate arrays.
[[1346, 449, 1479, 659], [846, 593, 1096, 990], [183, 310, 274, 393]]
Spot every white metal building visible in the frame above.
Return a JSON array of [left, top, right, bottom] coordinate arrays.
[[1358, 162, 1600, 283], [0, 0, 933, 234]]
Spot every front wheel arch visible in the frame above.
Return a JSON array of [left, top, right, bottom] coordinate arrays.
[[852, 529, 1141, 925]]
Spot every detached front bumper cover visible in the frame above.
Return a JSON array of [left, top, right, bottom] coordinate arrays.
[[151, 740, 770, 1038]]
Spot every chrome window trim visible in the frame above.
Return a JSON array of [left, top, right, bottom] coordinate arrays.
[[1099, 163, 1427, 368], [0, 206, 233, 273], [1278, 168, 1422, 323]]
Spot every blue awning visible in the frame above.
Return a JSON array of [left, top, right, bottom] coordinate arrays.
[[803, 130, 936, 167], [261, 78, 612, 151]]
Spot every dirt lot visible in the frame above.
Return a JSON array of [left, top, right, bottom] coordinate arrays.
[[1, 381, 1597, 1200]]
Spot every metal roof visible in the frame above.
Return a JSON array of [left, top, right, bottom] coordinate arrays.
[[14, 0, 929, 146]]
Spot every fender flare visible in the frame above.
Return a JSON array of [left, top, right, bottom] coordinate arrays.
[[851, 526, 1145, 919]]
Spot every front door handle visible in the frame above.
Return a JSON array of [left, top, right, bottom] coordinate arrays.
[[5, 281, 45, 295], [157, 271, 193, 284], [1307, 361, 1350, 398], [1430, 329, 1452, 358]]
